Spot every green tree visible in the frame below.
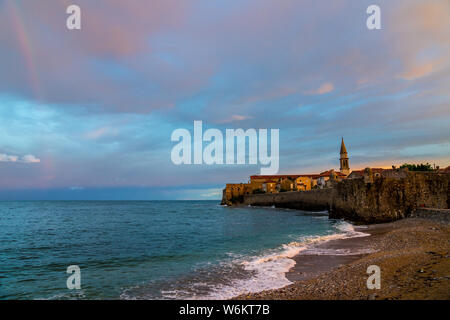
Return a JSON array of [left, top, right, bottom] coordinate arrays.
[[399, 163, 433, 172]]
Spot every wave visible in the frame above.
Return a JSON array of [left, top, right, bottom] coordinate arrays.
[[129, 220, 370, 300], [152, 245, 305, 300], [334, 220, 371, 238]]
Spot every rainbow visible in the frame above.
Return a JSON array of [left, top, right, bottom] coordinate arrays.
[[6, 1, 42, 99]]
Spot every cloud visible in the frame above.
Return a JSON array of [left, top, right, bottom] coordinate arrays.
[[22, 154, 41, 163], [397, 56, 447, 81], [0, 153, 40, 163], [0, 154, 18, 162], [388, 0, 450, 82], [179, 187, 223, 200], [398, 62, 434, 81], [305, 82, 334, 95], [218, 115, 253, 123], [231, 115, 252, 121], [0, 1, 449, 198], [1, 0, 448, 116], [84, 127, 118, 140], [200, 188, 222, 198], [69, 186, 84, 191]]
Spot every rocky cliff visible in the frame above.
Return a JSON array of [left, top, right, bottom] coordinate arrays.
[[226, 170, 449, 224]]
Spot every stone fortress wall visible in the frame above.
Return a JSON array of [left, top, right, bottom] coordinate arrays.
[[236, 169, 449, 224]]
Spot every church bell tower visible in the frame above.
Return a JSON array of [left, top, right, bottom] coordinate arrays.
[[339, 137, 350, 175]]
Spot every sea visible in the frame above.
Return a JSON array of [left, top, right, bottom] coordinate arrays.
[[0, 200, 368, 300]]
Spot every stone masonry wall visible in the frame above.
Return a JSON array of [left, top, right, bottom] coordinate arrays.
[[242, 188, 333, 211], [330, 172, 449, 223]]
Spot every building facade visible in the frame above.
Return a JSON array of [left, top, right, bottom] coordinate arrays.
[[222, 138, 352, 204]]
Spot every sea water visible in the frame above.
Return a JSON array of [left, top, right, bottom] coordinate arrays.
[[0, 201, 366, 299]]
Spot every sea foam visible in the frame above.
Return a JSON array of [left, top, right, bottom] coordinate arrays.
[[157, 220, 370, 300]]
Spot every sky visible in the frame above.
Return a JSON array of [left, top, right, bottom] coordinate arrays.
[[0, 0, 449, 200]]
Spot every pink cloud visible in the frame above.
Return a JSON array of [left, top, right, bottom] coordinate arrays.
[[305, 82, 334, 95], [218, 115, 253, 124], [398, 62, 434, 81], [388, 0, 450, 82]]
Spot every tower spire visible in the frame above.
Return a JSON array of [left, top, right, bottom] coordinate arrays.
[[339, 138, 350, 175], [340, 137, 347, 154]]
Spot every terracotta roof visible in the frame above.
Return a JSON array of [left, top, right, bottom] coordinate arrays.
[[319, 170, 333, 177], [437, 166, 450, 173], [318, 170, 346, 177]]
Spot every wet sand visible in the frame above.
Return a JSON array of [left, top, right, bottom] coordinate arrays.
[[235, 217, 450, 300]]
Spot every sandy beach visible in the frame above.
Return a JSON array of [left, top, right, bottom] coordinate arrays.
[[235, 215, 450, 300]]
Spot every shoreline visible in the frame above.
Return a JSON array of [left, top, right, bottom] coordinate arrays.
[[234, 216, 450, 300]]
